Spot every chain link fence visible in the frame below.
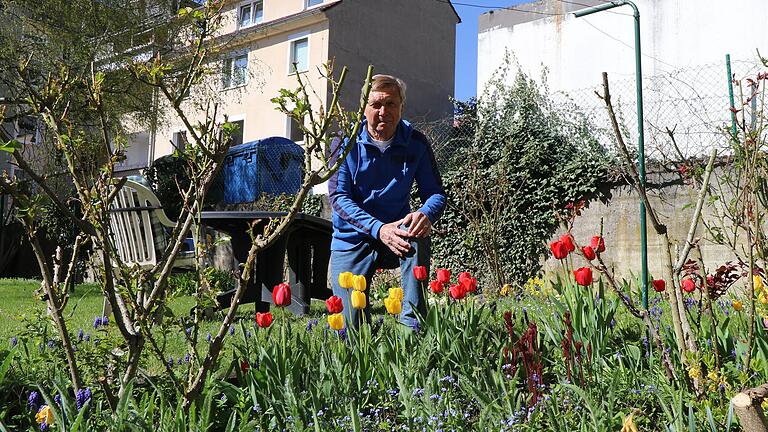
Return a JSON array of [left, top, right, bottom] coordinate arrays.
[[551, 59, 766, 161], [415, 58, 768, 166]]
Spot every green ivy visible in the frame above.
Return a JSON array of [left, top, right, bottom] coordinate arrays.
[[428, 67, 611, 289]]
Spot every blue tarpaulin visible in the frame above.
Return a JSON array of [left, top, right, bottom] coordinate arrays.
[[220, 137, 304, 204]]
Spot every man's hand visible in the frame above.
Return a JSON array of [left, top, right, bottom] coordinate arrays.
[[403, 211, 432, 238], [378, 219, 411, 257]]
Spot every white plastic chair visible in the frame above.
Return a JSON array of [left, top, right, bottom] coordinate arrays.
[[104, 178, 195, 316], [108, 178, 195, 269]]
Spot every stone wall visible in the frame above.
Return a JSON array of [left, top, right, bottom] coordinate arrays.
[[544, 167, 746, 281]]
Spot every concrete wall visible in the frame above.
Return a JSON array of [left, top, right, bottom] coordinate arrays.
[[544, 168, 744, 281], [326, 0, 458, 122]]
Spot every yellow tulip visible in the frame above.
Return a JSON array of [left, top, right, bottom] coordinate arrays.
[[352, 275, 367, 291], [384, 296, 402, 315], [754, 275, 764, 292], [760, 293, 768, 305], [500, 283, 513, 297], [388, 287, 404, 301], [351, 290, 367, 309], [621, 414, 638, 432], [732, 300, 743, 311], [338, 272, 354, 289], [328, 313, 344, 330], [36, 405, 54, 426]]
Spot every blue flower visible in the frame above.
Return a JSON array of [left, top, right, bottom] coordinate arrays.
[[28, 390, 41, 411], [102, 316, 109, 326], [93, 316, 102, 329], [77, 329, 84, 342], [229, 326, 235, 336], [9, 336, 17, 347], [75, 388, 92, 410], [46, 340, 55, 349], [206, 333, 212, 343], [246, 330, 252, 338], [307, 320, 314, 331], [84, 333, 91, 342], [54, 394, 61, 406], [168, 357, 174, 367], [184, 353, 190, 363]]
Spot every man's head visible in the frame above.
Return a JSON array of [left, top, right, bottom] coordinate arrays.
[[363, 74, 406, 141]]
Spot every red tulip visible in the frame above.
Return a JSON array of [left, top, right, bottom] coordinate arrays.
[[573, 267, 593, 286], [590, 236, 606, 253], [582, 246, 596, 261], [413, 266, 428, 281], [458, 272, 477, 292], [550, 240, 569, 260], [560, 234, 576, 253], [240, 360, 250, 372], [429, 280, 444, 294], [255, 312, 273, 328], [325, 295, 343, 314], [681, 278, 696, 293], [436, 268, 451, 284], [272, 282, 291, 307], [652, 279, 666, 292], [449, 283, 466, 300]]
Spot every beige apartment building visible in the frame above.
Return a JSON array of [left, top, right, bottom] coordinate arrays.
[[121, 0, 459, 175]]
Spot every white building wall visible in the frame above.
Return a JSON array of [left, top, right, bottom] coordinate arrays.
[[478, 0, 768, 159], [478, 0, 768, 95]]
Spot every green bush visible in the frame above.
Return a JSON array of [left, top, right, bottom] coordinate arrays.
[[430, 64, 611, 289]]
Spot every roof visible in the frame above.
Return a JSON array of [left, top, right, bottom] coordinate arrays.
[[444, 0, 461, 24]]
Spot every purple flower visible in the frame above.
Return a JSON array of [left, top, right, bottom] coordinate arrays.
[[54, 394, 61, 406], [206, 333, 212, 343], [184, 353, 190, 363], [75, 387, 92, 410], [28, 390, 41, 411], [102, 316, 109, 326], [77, 329, 84, 342], [229, 326, 235, 336], [46, 340, 55, 349], [9, 336, 17, 347], [93, 316, 102, 329], [40, 423, 48, 431], [246, 330, 252, 338], [168, 357, 174, 367], [84, 333, 91, 342]]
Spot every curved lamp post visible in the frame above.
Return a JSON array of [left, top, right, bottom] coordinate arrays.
[[574, 1, 648, 309]]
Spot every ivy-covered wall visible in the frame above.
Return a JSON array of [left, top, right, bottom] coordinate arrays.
[[423, 70, 611, 289]]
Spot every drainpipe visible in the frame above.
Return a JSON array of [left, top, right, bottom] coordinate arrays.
[[575, 1, 648, 309]]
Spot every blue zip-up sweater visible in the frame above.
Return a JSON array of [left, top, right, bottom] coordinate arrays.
[[328, 120, 447, 251]]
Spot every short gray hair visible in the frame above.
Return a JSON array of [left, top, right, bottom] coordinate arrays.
[[363, 74, 407, 105]]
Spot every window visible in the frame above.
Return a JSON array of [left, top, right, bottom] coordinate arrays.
[[172, 130, 188, 149], [228, 120, 244, 147], [288, 116, 304, 143], [239, 1, 263, 28], [305, 0, 323, 8], [222, 54, 248, 89], [289, 38, 308, 73]]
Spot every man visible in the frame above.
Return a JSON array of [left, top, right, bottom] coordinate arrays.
[[328, 74, 447, 329]]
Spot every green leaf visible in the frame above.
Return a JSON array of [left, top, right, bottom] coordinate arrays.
[[0, 140, 22, 153]]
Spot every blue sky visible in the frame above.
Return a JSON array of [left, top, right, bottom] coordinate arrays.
[[453, 0, 527, 101]]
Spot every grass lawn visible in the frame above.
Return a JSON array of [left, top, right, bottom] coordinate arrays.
[[0, 277, 335, 374]]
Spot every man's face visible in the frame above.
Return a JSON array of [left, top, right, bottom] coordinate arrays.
[[364, 88, 402, 141]]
